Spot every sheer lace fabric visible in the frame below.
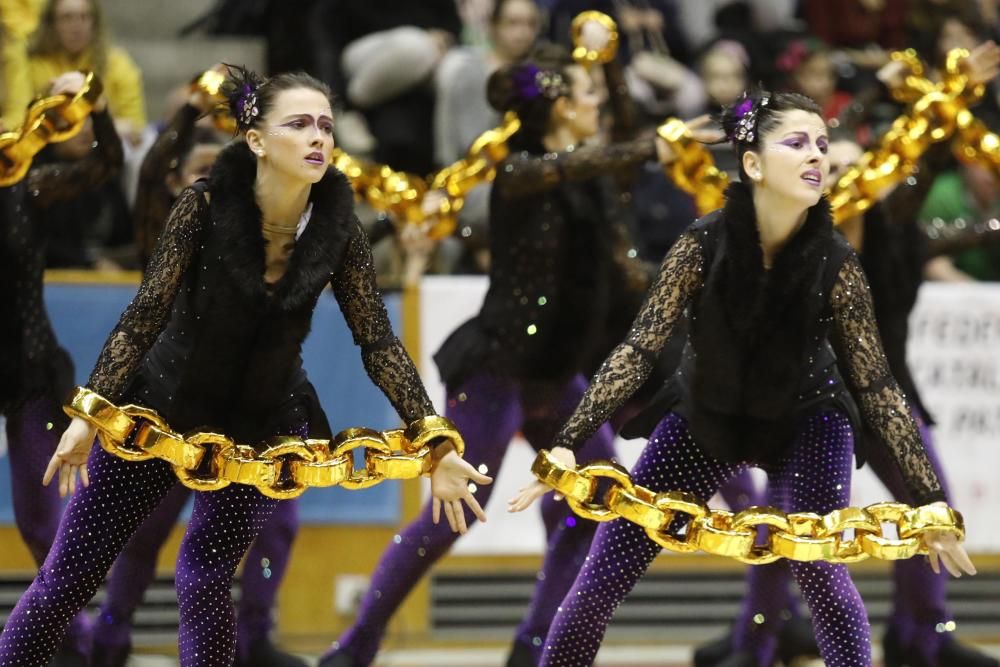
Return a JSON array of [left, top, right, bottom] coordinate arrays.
[[495, 138, 656, 198], [830, 254, 943, 503], [332, 224, 435, 423], [551, 232, 704, 449]]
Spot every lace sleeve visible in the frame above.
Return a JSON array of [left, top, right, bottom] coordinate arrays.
[[85, 187, 206, 401], [830, 254, 945, 505], [331, 221, 436, 423], [553, 232, 704, 451], [27, 110, 124, 209], [495, 138, 656, 199]]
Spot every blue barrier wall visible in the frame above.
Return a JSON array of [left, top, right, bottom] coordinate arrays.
[[0, 283, 405, 525]]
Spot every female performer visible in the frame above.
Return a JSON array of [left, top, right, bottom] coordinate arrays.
[[322, 45, 678, 667], [92, 82, 305, 667], [0, 66, 487, 667], [0, 70, 121, 667], [510, 89, 975, 667]]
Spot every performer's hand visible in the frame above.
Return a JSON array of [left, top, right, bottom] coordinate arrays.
[[430, 446, 493, 534], [654, 115, 723, 165], [507, 447, 576, 513], [49, 71, 107, 113], [925, 525, 977, 577], [579, 18, 612, 53], [961, 40, 1000, 87], [43, 416, 97, 497]]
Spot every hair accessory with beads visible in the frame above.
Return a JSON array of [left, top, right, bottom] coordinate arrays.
[[733, 95, 768, 143], [511, 64, 570, 103], [237, 83, 259, 129]]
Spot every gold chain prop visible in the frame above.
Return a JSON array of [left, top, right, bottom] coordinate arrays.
[[654, 48, 988, 223], [532, 450, 964, 563], [192, 69, 238, 134], [828, 47, 982, 224], [65, 387, 463, 499], [0, 72, 103, 186], [657, 118, 730, 216], [954, 112, 1000, 171]]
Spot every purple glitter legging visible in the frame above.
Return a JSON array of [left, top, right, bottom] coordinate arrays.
[[4, 397, 91, 654], [91, 484, 299, 663], [731, 409, 951, 663], [540, 411, 872, 667], [333, 372, 616, 666], [0, 444, 281, 666]]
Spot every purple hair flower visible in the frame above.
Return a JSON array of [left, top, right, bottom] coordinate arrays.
[[734, 97, 754, 119], [512, 64, 543, 101]]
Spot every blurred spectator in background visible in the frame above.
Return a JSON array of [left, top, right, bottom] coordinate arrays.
[[548, 0, 706, 119], [432, 0, 542, 275], [0, 0, 37, 128], [920, 161, 1000, 280], [435, 0, 541, 166], [28, 0, 146, 146], [800, 0, 906, 70], [772, 35, 853, 120], [694, 38, 750, 177], [311, 0, 462, 174], [676, 0, 798, 50]]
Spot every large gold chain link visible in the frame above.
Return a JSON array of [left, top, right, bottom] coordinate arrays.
[[653, 48, 985, 224], [532, 450, 964, 563], [0, 72, 104, 186], [65, 387, 462, 497]]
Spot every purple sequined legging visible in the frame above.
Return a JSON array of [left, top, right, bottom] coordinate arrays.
[[0, 444, 282, 666], [91, 483, 299, 663], [4, 397, 91, 654], [541, 411, 871, 667], [730, 408, 951, 664], [332, 372, 616, 666]]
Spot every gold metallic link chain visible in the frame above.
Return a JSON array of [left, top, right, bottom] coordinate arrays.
[[0, 72, 104, 186], [653, 48, 987, 224], [65, 387, 463, 498], [532, 450, 964, 563]]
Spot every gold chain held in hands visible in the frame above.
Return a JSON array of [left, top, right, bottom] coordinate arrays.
[[532, 450, 964, 564], [65, 387, 464, 499], [0, 72, 103, 186]]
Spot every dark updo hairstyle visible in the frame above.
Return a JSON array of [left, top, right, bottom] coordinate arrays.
[[486, 43, 575, 150], [220, 65, 335, 134], [715, 87, 823, 183]]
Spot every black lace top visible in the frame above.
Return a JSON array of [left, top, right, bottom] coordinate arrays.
[[0, 110, 123, 412], [85, 163, 435, 431], [552, 220, 946, 505]]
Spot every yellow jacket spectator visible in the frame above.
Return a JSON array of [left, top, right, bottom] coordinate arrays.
[[28, 0, 145, 140], [1, 31, 32, 128], [1, 0, 45, 39]]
